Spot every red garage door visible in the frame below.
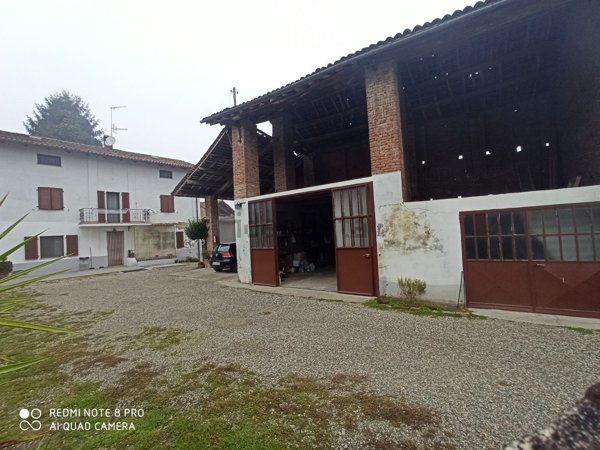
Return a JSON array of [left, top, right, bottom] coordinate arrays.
[[332, 184, 378, 296], [249, 199, 279, 287], [461, 202, 600, 318]]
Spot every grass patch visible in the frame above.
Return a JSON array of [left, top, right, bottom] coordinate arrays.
[[366, 297, 487, 320], [565, 326, 597, 335], [1, 297, 454, 449], [331, 372, 369, 386], [70, 348, 128, 371], [355, 392, 436, 428], [128, 326, 190, 351]]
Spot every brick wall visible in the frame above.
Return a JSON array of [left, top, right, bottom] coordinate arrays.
[[556, 0, 600, 187], [365, 60, 411, 200], [232, 120, 260, 199]]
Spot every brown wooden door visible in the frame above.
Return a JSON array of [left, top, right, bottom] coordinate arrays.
[[528, 205, 600, 317], [461, 203, 600, 318], [332, 184, 377, 296], [461, 210, 533, 311], [107, 231, 124, 266], [249, 199, 278, 286]]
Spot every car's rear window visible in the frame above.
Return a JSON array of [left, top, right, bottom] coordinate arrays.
[[217, 244, 230, 252]]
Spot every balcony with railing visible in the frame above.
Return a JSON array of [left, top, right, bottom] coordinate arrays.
[[79, 208, 151, 225]]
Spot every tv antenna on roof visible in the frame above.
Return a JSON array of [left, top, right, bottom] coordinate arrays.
[[110, 105, 128, 137]]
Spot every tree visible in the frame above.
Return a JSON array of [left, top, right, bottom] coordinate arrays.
[[24, 90, 104, 146], [184, 218, 209, 266]]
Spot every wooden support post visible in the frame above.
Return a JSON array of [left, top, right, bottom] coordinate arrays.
[[303, 154, 315, 187]]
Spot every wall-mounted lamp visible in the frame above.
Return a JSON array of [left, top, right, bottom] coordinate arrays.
[[234, 201, 245, 210]]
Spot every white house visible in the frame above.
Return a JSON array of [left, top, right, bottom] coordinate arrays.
[[0, 130, 201, 275]]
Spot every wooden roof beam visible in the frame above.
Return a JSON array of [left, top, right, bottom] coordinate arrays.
[[301, 123, 368, 144]]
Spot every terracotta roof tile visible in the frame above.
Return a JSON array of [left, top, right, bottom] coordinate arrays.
[[0, 130, 193, 169]]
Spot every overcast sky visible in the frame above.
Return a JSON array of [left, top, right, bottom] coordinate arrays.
[[0, 0, 478, 164]]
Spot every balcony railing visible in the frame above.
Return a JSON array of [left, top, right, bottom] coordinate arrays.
[[79, 208, 151, 224]]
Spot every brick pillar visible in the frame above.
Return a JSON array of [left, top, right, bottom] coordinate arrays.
[[232, 120, 260, 199], [365, 60, 411, 201], [272, 114, 297, 192], [204, 195, 219, 252], [303, 154, 315, 187]]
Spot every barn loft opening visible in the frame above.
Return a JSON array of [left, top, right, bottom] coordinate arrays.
[[401, 5, 573, 200]]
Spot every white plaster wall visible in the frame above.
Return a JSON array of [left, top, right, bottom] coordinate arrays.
[[174, 223, 199, 261], [235, 203, 251, 283], [0, 142, 197, 273], [373, 171, 600, 304], [233, 170, 600, 300]]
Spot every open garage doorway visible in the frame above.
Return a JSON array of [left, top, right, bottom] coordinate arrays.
[[248, 182, 378, 296], [276, 191, 337, 292]]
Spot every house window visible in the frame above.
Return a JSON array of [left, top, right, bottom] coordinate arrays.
[[38, 187, 64, 210], [249, 200, 274, 249], [159, 170, 173, 179], [333, 186, 370, 248], [37, 154, 61, 166], [462, 205, 600, 262], [160, 195, 175, 213], [40, 236, 64, 258]]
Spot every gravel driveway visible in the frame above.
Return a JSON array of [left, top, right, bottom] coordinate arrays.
[[29, 264, 600, 449]]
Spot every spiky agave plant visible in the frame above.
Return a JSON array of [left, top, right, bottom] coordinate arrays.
[[0, 193, 69, 374]]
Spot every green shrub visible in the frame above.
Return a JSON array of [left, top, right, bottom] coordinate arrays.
[[0, 260, 13, 275], [398, 277, 426, 301], [185, 218, 209, 263]]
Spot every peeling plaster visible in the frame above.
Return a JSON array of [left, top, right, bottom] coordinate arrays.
[[381, 206, 444, 254]]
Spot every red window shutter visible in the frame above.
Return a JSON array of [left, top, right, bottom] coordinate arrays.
[[38, 187, 52, 210], [160, 195, 175, 213], [24, 236, 38, 260], [176, 231, 184, 249], [160, 195, 169, 213], [66, 235, 79, 256], [121, 192, 131, 223], [97, 191, 106, 223], [51, 188, 64, 210]]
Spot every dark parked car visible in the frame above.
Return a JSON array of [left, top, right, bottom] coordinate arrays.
[[211, 243, 237, 272]]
